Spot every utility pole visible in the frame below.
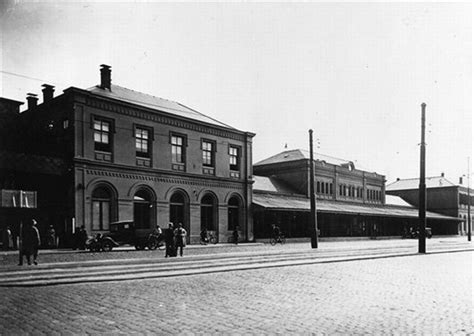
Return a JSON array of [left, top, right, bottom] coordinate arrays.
[[309, 129, 318, 248], [467, 157, 471, 242], [418, 103, 427, 253]]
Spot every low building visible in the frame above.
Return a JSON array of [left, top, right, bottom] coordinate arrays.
[[0, 65, 255, 245], [253, 150, 460, 239], [386, 175, 473, 235]]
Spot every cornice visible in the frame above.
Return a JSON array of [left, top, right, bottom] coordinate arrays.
[[67, 87, 249, 141]]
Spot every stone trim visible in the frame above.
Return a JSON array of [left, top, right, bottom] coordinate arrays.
[[85, 168, 243, 190]]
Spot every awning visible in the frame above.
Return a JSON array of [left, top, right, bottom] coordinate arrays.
[[253, 192, 461, 221]]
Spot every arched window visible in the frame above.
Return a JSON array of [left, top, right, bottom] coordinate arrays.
[[201, 194, 217, 231], [92, 186, 112, 231], [228, 196, 241, 230]]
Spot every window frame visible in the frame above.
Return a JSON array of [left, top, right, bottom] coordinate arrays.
[[201, 139, 216, 168], [92, 116, 114, 153], [229, 145, 241, 172], [169, 132, 187, 166], [134, 124, 153, 159]]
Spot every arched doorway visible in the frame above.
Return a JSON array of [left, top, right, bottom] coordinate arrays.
[[91, 185, 115, 232], [134, 189, 154, 229], [227, 195, 241, 231], [169, 191, 187, 228], [201, 193, 217, 232]]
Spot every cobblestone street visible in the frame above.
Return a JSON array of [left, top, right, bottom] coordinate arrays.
[[0, 248, 472, 335]]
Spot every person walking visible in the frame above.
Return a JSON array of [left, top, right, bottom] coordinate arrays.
[[21, 219, 41, 265], [232, 227, 239, 245], [47, 225, 56, 248], [174, 223, 187, 257], [3, 226, 13, 250], [164, 223, 176, 258]]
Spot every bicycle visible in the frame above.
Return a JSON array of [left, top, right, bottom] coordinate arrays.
[[200, 233, 217, 245], [270, 234, 286, 246]]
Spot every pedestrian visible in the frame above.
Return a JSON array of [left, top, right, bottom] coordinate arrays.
[[47, 225, 56, 248], [200, 227, 208, 244], [2, 226, 13, 250], [78, 225, 88, 250], [174, 223, 187, 257], [272, 224, 281, 240], [21, 219, 41, 265], [164, 223, 176, 258], [232, 227, 239, 245]]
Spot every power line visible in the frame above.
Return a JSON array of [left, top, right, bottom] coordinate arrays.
[[0, 70, 66, 86]]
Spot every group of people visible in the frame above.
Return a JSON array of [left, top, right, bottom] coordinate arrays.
[[162, 223, 187, 257]]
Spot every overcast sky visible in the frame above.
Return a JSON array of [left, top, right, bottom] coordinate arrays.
[[1, 1, 472, 184]]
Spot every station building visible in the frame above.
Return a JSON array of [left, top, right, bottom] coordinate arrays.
[[0, 65, 254, 245], [386, 175, 473, 236], [252, 149, 460, 239]]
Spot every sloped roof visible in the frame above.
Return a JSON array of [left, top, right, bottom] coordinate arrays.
[[386, 176, 457, 191], [385, 195, 414, 207], [254, 149, 374, 172], [253, 175, 302, 195], [0, 151, 66, 175], [252, 193, 460, 221], [255, 149, 348, 167], [87, 84, 235, 129]]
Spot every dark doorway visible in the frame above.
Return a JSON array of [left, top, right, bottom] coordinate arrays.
[[134, 189, 153, 229]]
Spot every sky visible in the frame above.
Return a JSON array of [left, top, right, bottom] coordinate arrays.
[[0, 1, 472, 184]]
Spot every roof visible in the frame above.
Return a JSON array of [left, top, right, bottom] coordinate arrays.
[[252, 192, 460, 221], [0, 151, 66, 175], [385, 195, 414, 207], [386, 176, 457, 191], [253, 175, 302, 195], [87, 84, 235, 129], [254, 149, 374, 172]]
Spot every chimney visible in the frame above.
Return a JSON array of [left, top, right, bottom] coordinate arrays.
[[42, 84, 55, 102], [441, 172, 445, 177], [100, 64, 111, 90], [26, 93, 38, 110], [459, 177, 463, 185]]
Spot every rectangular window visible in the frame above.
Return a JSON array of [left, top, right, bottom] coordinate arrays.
[[229, 146, 240, 171], [135, 127, 150, 158], [171, 135, 185, 164], [202, 140, 215, 167], [94, 119, 111, 152]]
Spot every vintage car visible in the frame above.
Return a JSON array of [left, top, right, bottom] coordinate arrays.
[[108, 220, 162, 250]]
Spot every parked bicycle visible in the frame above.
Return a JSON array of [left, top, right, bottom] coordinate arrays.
[[200, 229, 217, 245], [270, 234, 286, 246]]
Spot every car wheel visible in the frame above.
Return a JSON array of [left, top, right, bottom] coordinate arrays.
[[102, 241, 113, 252]]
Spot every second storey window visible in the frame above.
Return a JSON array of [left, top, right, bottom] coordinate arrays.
[[94, 118, 111, 152], [135, 127, 150, 158], [171, 134, 185, 164], [202, 140, 215, 167], [229, 146, 240, 171]]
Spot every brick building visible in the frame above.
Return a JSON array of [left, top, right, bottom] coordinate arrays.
[[386, 175, 473, 235], [253, 149, 460, 238], [0, 65, 254, 245]]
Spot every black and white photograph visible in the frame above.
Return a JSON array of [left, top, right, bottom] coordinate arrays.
[[0, 0, 472, 334]]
